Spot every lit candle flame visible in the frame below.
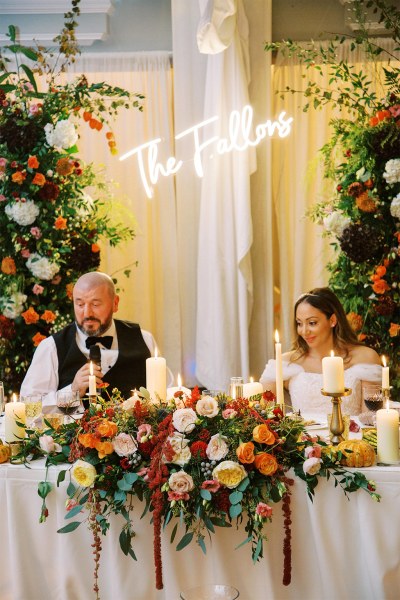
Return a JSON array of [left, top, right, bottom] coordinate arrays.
[[250, 376, 254, 383], [177, 374, 182, 388], [12, 393, 17, 403], [382, 355, 387, 368], [274, 330, 280, 344], [330, 350, 335, 357], [155, 347, 158, 359]]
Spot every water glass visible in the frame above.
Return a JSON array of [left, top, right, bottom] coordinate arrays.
[[180, 585, 239, 600], [0, 381, 5, 414], [20, 394, 43, 427]]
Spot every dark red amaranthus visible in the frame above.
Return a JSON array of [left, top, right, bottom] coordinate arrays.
[[282, 476, 294, 586]]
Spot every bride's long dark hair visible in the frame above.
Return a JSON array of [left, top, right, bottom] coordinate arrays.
[[291, 287, 363, 362]]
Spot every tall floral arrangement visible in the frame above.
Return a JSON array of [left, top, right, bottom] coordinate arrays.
[[0, 3, 144, 395], [265, 0, 400, 396]]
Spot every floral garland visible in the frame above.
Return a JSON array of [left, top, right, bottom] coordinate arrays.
[[0, 6, 144, 395], [18, 388, 380, 598]]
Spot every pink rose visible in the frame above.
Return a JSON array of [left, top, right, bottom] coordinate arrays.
[[168, 470, 194, 493], [222, 408, 237, 419], [206, 433, 229, 461], [304, 445, 322, 459], [33, 284, 44, 295], [113, 433, 137, 457], [168, 491, 190, 502], [21, 249, 31, 258], [256, 502, 273, 519], [303, 456, 322, 476], [39, 434, 62, 454], [29, 104, 40, 116], [0, 157, 7, 168], [0, 195, 6, 202], [30, 227, 42, 239], [137, 423, 152, 442], [201, 480, 221, 493]]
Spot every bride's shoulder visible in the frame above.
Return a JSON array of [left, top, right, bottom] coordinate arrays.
[[282, 350, 297, 363], [349, 345, 381, 365]]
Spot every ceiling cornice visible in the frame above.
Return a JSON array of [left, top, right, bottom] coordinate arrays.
[[0, 0, 114, 14]]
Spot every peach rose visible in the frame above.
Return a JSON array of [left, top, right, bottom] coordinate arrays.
[[254, 452, 278, 476], [95, 440, 115, 459], [389, 323, 400, 337], [41, 310, 56, 323], [236, 441, 255, 464], [113, 433, 138, 457], [196, 396, 219, 418], [253, 424, 275, 445], [172, 408, 197, 433], [54, 216, 67, 230], [372, 279, 390, 294], [78, 433, 99, 449], [206, 433, 229, 461], [11, 171, 26, 184], [96, 420, 118, 438], [168, 471, 194, 494], [32, 172, 46, 186], [27, 155, 39, 169], [32, 332, 46, 346]]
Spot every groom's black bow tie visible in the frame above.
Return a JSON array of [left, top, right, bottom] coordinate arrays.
[[85, 335, 113, 350]]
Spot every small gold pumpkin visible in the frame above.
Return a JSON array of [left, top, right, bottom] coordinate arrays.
[[0, 440, 11, 463], [337, 439, 375, 468]]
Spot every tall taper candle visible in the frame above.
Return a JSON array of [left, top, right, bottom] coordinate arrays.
[[377, 401, 399, 464], [382, 355, 390, 390], [88, 361, 96, 396], [5, 394, 26, 442], [146, 349, 167, 404], [274, 330, 284, 407]]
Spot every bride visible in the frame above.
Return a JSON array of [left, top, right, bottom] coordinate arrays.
[[260, 287, 382, 417]]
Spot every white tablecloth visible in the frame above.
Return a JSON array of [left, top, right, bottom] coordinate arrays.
[[1, 455, 400, 600]]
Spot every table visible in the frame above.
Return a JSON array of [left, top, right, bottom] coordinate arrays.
[[1, 455, 400, 600]]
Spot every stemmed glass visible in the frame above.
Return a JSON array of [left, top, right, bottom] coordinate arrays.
[[56, 391, 81, 423], [20, 394, 43, 428]]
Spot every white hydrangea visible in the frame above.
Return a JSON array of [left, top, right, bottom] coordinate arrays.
[[390, 193, 400, 220], [75, 191, 94, 219], [44, 119, 78, 150], [323, 211, 351, 237], [26, 253, 60, 280], [383, 158, 400, 185], [5, 200, 39, 226], [1, 291, 27, 319]]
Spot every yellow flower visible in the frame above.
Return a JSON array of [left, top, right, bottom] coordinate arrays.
[[71, 459, 97, 488], [212, 460, 247, 489]]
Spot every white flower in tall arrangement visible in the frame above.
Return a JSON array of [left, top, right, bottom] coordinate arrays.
[[26, 253, 60, 280], [44, 119, 78, 150], [390, 193, 400, 220], [383, 158, 400, 185], [1, 290, 27, 319], [323, 211, 351, 238], [5, 199, 40, 226]]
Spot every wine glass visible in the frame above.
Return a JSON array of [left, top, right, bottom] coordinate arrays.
[[20, 394, 43, 428], [56, 391, 81, 423], [362, 382, 384, 412]]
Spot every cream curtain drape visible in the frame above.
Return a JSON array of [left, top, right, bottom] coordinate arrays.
[[271, 38, 399, 352]]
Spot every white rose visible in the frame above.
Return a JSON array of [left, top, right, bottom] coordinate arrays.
[[323, 211, 351, 237], [206, 433, 229, 461], [26, 253, 60, 280], [5, 200, 39, 226], [303, 457, 322, 476], [1, 291, 27, 319], [383, 158, 400, 185], [168, 471, 194, 493], [172, 408, 197, 433], [390, 194, 400, 220], [121, 397, 140, 412], [196, 396, 219, 418], [113, 433, 138, 457], [165, 432, 192, 466]]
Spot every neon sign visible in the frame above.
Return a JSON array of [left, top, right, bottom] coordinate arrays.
[[119, 105, 293, 198]]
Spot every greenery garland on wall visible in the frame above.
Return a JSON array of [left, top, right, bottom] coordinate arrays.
[[266, 0, 400, 396], [0, 1, 144, 396]]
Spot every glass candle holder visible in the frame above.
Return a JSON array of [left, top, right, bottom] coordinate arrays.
[[229, 377, 243, 400]]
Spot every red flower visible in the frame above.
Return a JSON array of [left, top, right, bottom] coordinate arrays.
[[190, 441, 208, 459], [198, 429, 211, 442]]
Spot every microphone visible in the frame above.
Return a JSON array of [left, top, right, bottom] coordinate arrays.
[[89, 343, 101, 367]]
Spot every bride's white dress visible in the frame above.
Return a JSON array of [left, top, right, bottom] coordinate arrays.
[[260, 360, 382, 417]]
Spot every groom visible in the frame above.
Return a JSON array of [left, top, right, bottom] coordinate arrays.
[[20, 271, 155, 403]]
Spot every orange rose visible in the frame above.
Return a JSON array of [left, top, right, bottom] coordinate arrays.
[[236, 441, 255, 464], [356, 192, 376, 213], [32, 172, 46, 186], [66, 282, 74, 299], [389, 323, 400, 337], [96, 420, 118, 438], [91, 243, 100, 253], [95, 440, 114, 459], [347, 312, 363, 332], [32, 332, 46, 346], [369, 116, 379, 126], [358, 333, 367, 341], [254, 452, 278, 476], [372, 279, 390, 294], [54, 216, 67, 230], [375, 265, 386, 278], [21, 307, 40, 324], [41, 310, 56, 323], [11, 171, 26, 184], [27, 155, 39, 169], [253, 424, 275, 445], [1, 257, 16, 274], [79, 433, 99, 449], [56, 157, 74, 176]]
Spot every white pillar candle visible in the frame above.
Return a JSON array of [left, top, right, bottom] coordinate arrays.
[[89, 361, 96, 396], [322, 351, 344, 394], [5, 394, 26, 442], [274, 330, 284, 407], [243, 377, 264, 399], [377, 402, 399, 464], [382, 356, 390, 390], [146, 349, 167, 404]]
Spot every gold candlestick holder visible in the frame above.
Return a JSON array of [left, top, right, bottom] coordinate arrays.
[[321, 388, 352, 445]]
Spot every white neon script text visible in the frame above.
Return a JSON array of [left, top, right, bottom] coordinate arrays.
[[119, 105, 293, 198]]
